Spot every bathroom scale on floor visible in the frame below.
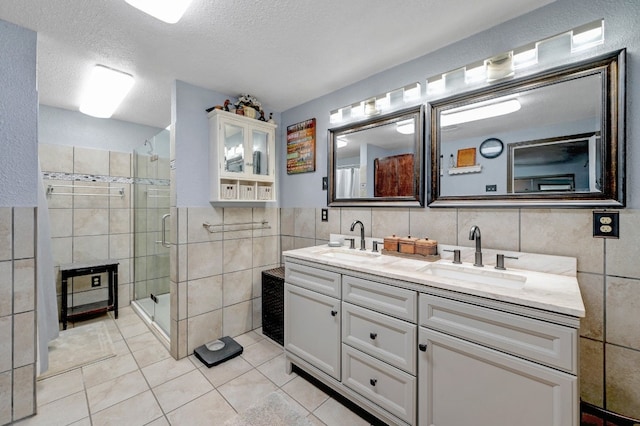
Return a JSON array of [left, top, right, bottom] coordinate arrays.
[[194, 336, 243, 368]]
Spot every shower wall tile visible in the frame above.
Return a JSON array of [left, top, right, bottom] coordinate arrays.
[[252, 235, 279, 267], [51, 237, 73, 265], [110, 151, 131, 178], [177, 207, 187, 245], [0, 316, 11, 372], [188, 275, 222, 317], [252, 207, 279, 238], [73, 235, 109, 262], [49, 208, 73, 238], [73, 209, 109, 236], [0, 262, 11, 317], [13, 207, 34, 260], [315, 208, 340, 241], [580, 337, 603, 406], [74, 147, 110, 175], [109, 209, 131, 235], [340, 208, 372, 237], [606, 344, 640, 419], [457, 209, 520, 252], [223, 239, 252, 273], [606, 209, 640, 280], [0, 208, 11, 262], [187, 207, 223, 243], [223, 269, 252, 307], [409, 208, 458, 245], [12, 364, 34, 420], [13, 259, 35, 314], [73, 182, 110, 209], [0, 371, 10, 424], [280, 208, 294, 235], [187, 310, 222, 354], [13, 311, 35, 368], [294, 208, 315, 239], [224, 208, 252, 225], [187, 241, 222, 280], [110, 234, 131, 259], [577, 272, 604, 340], [521, 209, 603, 274], [39, 143, 73, 173], [223, 301, 252, 337], [110, 183, 131, 209], [606, 276, 640, 350], [372, 208, 410, 240]]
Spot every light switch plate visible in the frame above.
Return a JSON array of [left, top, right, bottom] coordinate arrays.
[[322, 177, 328, 190], [321, 208, 328, 222], [593, 210, 619, 238]]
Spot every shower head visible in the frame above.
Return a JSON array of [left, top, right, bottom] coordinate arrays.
[[144, 139, 154, 155]]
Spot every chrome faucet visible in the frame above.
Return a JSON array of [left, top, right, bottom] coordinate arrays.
[[350, 220, 366, 251], [469, 225, 483, 267]]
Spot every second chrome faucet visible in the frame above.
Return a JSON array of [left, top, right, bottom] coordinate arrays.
[[469, 225, 483, 267], [350, 220, 366, 250]]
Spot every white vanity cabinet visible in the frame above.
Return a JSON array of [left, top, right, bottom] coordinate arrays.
[[208, 109, 277, 202], [284, 262, 341, 380], [418, 294, 578, 426]]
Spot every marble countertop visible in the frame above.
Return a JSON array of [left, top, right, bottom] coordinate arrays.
[[283, 243, 585, 318]]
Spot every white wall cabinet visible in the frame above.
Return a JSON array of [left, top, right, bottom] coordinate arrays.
[[208, 109, 276, 202]]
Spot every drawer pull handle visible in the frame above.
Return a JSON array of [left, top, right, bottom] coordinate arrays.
[[419, 343, 427, 352], [330, 310, 338, 317], [369, 332, 377, 340], [369, 378, 377, 386]]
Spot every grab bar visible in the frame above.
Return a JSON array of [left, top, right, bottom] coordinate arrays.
[[46, 184, 125, 198], [202, 220, 270, 233], [161, 214, 171, 248]]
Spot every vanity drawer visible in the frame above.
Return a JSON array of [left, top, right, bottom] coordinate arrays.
[[285, 262, 341, 298], [342, 344, 416, 424], [343, 275, 416, 322], [419, 294, 577, 373], [342, 302, 416, 374]]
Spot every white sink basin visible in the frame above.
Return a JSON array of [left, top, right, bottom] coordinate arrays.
[[317, 249, 380, 262], [421, 263, 526, 289]]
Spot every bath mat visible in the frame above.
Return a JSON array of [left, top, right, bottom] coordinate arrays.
[[38, 321, 116, 380], [224, 392, 313, 426]]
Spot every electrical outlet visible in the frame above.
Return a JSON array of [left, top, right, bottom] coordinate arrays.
[[593, 211, 619, 238], [322, 177, 328, 190], [91, 275, 101, 287], [321, 208, 328, 222], [486, 184, 497, 192]]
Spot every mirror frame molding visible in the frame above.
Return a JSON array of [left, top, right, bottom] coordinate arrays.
[[428, 49, 626, 208], [328, 105, 425, 207]]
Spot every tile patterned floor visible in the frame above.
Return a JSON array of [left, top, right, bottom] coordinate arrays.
[[16, 307, 374, 426]]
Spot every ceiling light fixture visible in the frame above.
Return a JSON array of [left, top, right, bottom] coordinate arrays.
[[125, 0, 193, 24], [441, 98, 521, 127], [79, 65, 134, 119], [396, 119, 415, 135], [336, 136, 348, 148]]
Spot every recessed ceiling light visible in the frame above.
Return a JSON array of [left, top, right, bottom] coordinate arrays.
[[125, 0, 193, 24], [79, 65, 134, 119], [396, 119, 415, 135]]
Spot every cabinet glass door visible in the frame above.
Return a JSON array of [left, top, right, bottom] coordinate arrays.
[[223, 122, 245, 174], [251, 128, 269, 176]]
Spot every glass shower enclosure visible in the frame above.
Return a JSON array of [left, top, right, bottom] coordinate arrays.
[[132, 129, 170, 338]]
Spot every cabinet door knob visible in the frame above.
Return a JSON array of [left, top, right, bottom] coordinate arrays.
[[369, 332, 377, 340], [369, 378, 377, 386], [330, 310, 338, 317], [419, 343, 428, 352]]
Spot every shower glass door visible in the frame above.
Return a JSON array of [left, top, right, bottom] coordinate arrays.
[[133, 129, 171, 337]]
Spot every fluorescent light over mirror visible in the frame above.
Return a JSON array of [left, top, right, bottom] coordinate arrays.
[[79, 65, 134, 119], [125, 0, 193, 24], [441, 98, 521, 127], [396, 119, 415, 135]]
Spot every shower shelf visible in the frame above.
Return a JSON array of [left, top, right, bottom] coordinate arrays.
[[202, 220, 271, 233], [46, 184, 125, 198]]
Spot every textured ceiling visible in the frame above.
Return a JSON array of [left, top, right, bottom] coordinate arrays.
[[0, 0, 555, 128]]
